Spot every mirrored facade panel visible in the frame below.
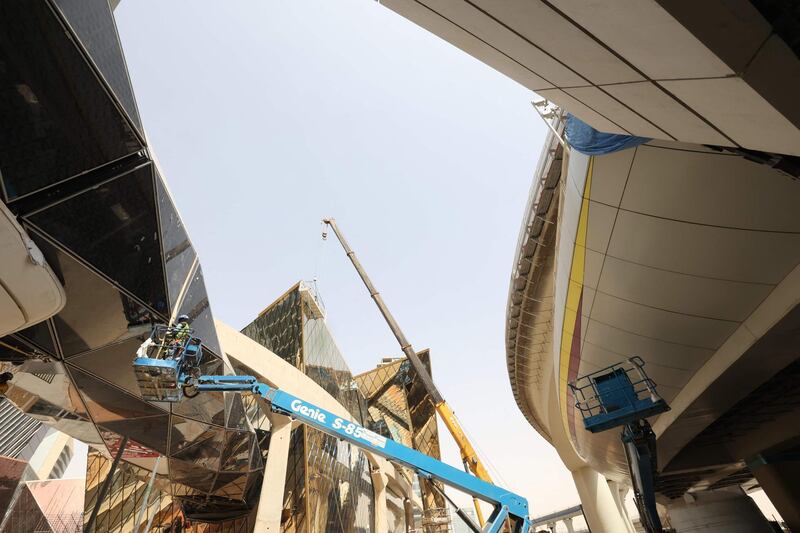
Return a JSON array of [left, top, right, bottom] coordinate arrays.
[[170, 415, 218, 456], [169, 458, 216, 494], [26, 232, 155, 357], [27, 165, 168, 315], [51, 0, 143, 133], [0, 0, 141, 201], [69, 337, 151, 399], [13, 321, 57, 357], [170, 428, 223, 471], [0, 360, 107, 449], [99, 427, 163, 463], [305, 428, 374, 533], [103, 414, 170, 455], [177, 265, 221, 356], [225, 392, 249, 430], [211, 472, 249, 500], [282, 427, 307, 533], [68, 366, 166, 423], [155, 175, 197, 312], [241, 286, 302, 367], [220, 430, 252, 472]]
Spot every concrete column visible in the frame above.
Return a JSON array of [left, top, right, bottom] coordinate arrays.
[[665, 486, 773, 533], [254, 415, 292, 532], [750, 459, 800, 531], [571, 467, 631, 533], [370, 464, 389, 533], [564, 517, 575, 533], [606, 480, 636, 533], [403, 498, 414, 533]]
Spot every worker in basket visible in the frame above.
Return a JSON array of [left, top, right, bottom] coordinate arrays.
[[167, 314, 191, 359]]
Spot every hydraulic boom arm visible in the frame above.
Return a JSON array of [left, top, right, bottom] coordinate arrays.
[[322, 218, 496, 523], [190, 374, 531, 533]]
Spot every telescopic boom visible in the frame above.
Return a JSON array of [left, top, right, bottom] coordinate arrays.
[[322, 217, 497, 524]]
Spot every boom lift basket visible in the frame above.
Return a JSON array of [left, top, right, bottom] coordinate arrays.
[[133, 325, 202, 402], [569, 356, 669, 433]]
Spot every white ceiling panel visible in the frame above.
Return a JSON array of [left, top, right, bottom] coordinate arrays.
[[548, 0, 733, 80], [424, 0, 588, 87], [577, 246, 605, 292], [578, 341, 692, 391], [589, 290, 738, 349], [565, 87, 669, 139], [660, 77, 800, 156], [470, 0, 643, 85], [603, 82, 732, 146], [589, 147, 637, 207], [607, 210, 800, 284], [583, 318, 714, 373], [537, 88, 628, 135], [597, 255, 773, 322], [622, 145, 800, 232], [381, 0, 554, 90], [585, 201, 618, 254]]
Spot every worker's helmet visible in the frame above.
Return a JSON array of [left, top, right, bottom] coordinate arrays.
[[177, 314, 190, 323]]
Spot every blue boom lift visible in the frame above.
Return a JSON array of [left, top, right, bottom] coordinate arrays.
[[133, 326, 532, 533], [569, 357, 670, 533]]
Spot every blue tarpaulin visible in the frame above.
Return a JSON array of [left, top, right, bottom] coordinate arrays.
[[564, 114, 650, 155]]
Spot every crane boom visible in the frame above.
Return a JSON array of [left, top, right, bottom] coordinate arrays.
[[322, 218, 496, 523]]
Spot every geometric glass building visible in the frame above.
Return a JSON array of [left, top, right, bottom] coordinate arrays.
[[241, 282, 391, 533]]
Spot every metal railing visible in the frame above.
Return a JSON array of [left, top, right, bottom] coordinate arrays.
[[568, 357, 663, 419]]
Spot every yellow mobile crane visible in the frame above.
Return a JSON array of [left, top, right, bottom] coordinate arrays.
[[322, 218, 494, 525]]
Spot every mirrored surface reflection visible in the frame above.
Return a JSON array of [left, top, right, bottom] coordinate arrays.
[[155, 175, 197, 312], [172, 355, 226, 426], [177, 266, 221, 356], [170, 416, 217, 456], [0, 360, 107, 449], [220, 430, 252, 473], [171, 428, 223, 471], [51, 0, 142, 132], [13, 321, 57, 356], [27, 232, 155, 358], [225, 392, 249, 430], [0, 0, 141, 201], [169, 458, 216, 494], [68, 366, 166, 423], [27, 166, 167, 314], [102, 414, 169, 455], [69, 337, 150, 399], [211, 472, 249, 500]]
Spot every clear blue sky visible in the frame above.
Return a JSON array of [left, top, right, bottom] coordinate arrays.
[[112, 0, 582, 515]]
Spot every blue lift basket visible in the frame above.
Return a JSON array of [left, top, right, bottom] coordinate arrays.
[[568, 357, 670, 433], [132, 324, 202, 402]]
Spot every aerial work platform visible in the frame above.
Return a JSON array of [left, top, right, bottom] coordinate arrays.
[[569, 357, 670, 533]]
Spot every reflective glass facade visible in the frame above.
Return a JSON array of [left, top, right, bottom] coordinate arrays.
[[355, 355, 448, 532], [0, 1, 260, 523], [242, 283, 375, 533]]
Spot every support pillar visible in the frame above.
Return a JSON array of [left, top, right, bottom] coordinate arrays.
[[403, 498, 414, 533], [370, 464, 389, 533], [254, 415, 292, 532], [571, 467, 631, 533], [749, 456, 800, 531], [563, 517, 575, 533], [606, 480, 636, 533]]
